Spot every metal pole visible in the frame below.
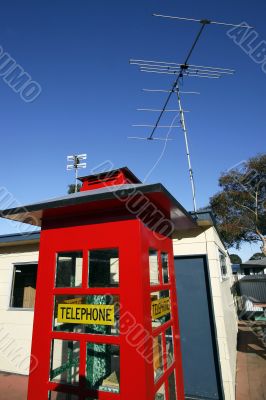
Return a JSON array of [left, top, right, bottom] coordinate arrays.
[[74, 156, 78, 193], [67, 154, 87, 192], [153, 14, 253, 28], [176, 84, 197, 212], [75, 167, 78, 193]]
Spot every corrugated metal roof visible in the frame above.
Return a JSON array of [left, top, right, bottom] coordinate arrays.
[[238, 275, 266, 303], [0, 231, 40, 243], [241, 258, 266, 267], [240, 275, 266, 282]]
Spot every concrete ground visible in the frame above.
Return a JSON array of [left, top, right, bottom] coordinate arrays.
[[0, 371, 28, 400], [236, 320, 266, 400]]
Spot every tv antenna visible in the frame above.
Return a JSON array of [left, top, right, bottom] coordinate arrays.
[[129, 14, 251, 212], [66, 154, 87, 192]]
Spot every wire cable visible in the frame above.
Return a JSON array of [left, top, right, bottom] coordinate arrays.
[[143, 113, 180, 183]]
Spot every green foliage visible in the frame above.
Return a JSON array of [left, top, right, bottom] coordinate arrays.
[[67, 184, 81, 194], [209, 154, 266, 253], [249, 252, 266, 260], [229, 254, 242, 264]]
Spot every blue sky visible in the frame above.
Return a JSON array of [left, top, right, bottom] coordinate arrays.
[[0, 1, 265, 261]]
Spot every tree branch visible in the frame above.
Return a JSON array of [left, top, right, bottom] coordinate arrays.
[[234, 201, 256, 215]]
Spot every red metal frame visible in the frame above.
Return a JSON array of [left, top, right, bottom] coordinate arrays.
[[140, 223, 184, 400], [28, 218, 184, 400], [79, 168, 140, 192]]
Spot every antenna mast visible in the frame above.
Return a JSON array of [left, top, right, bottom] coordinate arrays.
[[129, 15, 251, 212], [66, 154, 87, 192], [148, 20, 208, 141], [176, 84, 197, 212]]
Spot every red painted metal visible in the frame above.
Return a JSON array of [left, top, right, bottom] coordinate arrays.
[[79, 167, 140, 192], [27, 171, 185, 400]]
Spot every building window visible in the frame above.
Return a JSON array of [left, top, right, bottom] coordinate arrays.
[[53, 294, 120, 336], [149, 249, 160, 285], [55, 251, 83, 288], [50, 339, 79, 385], [155, 383, 166, 399], [86, 343, 120, 393], [165, 326, 174, 367], [151, 290, 171, 329], [219, 251, 227, 279], [153, 334, 164, 382], [10, 264, 37, 308], [168, 371, 177, 400], [88, 248, 119, 288], [161, 252, 169, 284]]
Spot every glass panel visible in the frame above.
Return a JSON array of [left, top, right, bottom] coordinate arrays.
[[55, 252, 83, 288], [151, 290, 171, 329], [153, 334, 163, 382], [86, 343, 120, 393], [165, 326, 174, 367], [219, 251, 227, 278], [53, 295, 119, 335], [149, 250, 159, 285], [168, 371, 177, 400], [50, 340, 79, 385], [161, 253, 169, 284], [155, 383, 166, 400], [48, 392, 79, 400], [89, 249, 119, 287]]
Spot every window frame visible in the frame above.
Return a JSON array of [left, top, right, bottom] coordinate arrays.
[[149, 249, 161, 286], [9, 261, 38, 311], [50, 244, 121, 397], [88, 247, 120, 288], [161, 252, 170, 285], [86, 341, 120, 393], [55, 250, 83, 289], [149, 248, 178, 399], [218, 250, 228, 281]]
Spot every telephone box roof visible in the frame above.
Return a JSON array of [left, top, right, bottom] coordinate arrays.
[[0, 182, 197, 232], [78, 167, 141, 184]]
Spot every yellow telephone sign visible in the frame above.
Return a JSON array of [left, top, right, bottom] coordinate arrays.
[[151, 297, 170, 319], [57, 303, 115, 326]]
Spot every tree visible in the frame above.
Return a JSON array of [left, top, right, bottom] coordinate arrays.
[[249, 252, 266, 260], [229, 254, 242, 264], [67, 184, 81, 194], [209, 154, 266, 254]]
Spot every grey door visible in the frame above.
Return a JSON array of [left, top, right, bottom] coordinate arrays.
[[174, 256, 224, 400]]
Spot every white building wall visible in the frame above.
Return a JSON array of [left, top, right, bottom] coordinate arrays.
[[173, 226, 238, 400], [0, 244, 39, 375]]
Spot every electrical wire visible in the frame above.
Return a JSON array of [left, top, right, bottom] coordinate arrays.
[[143, 113, 180, 183]]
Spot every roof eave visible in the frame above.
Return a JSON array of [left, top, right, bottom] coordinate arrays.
[[0, 183, 197, 232]]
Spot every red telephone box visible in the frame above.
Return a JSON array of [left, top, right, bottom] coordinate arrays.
[[2, 167, 196, 400]]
